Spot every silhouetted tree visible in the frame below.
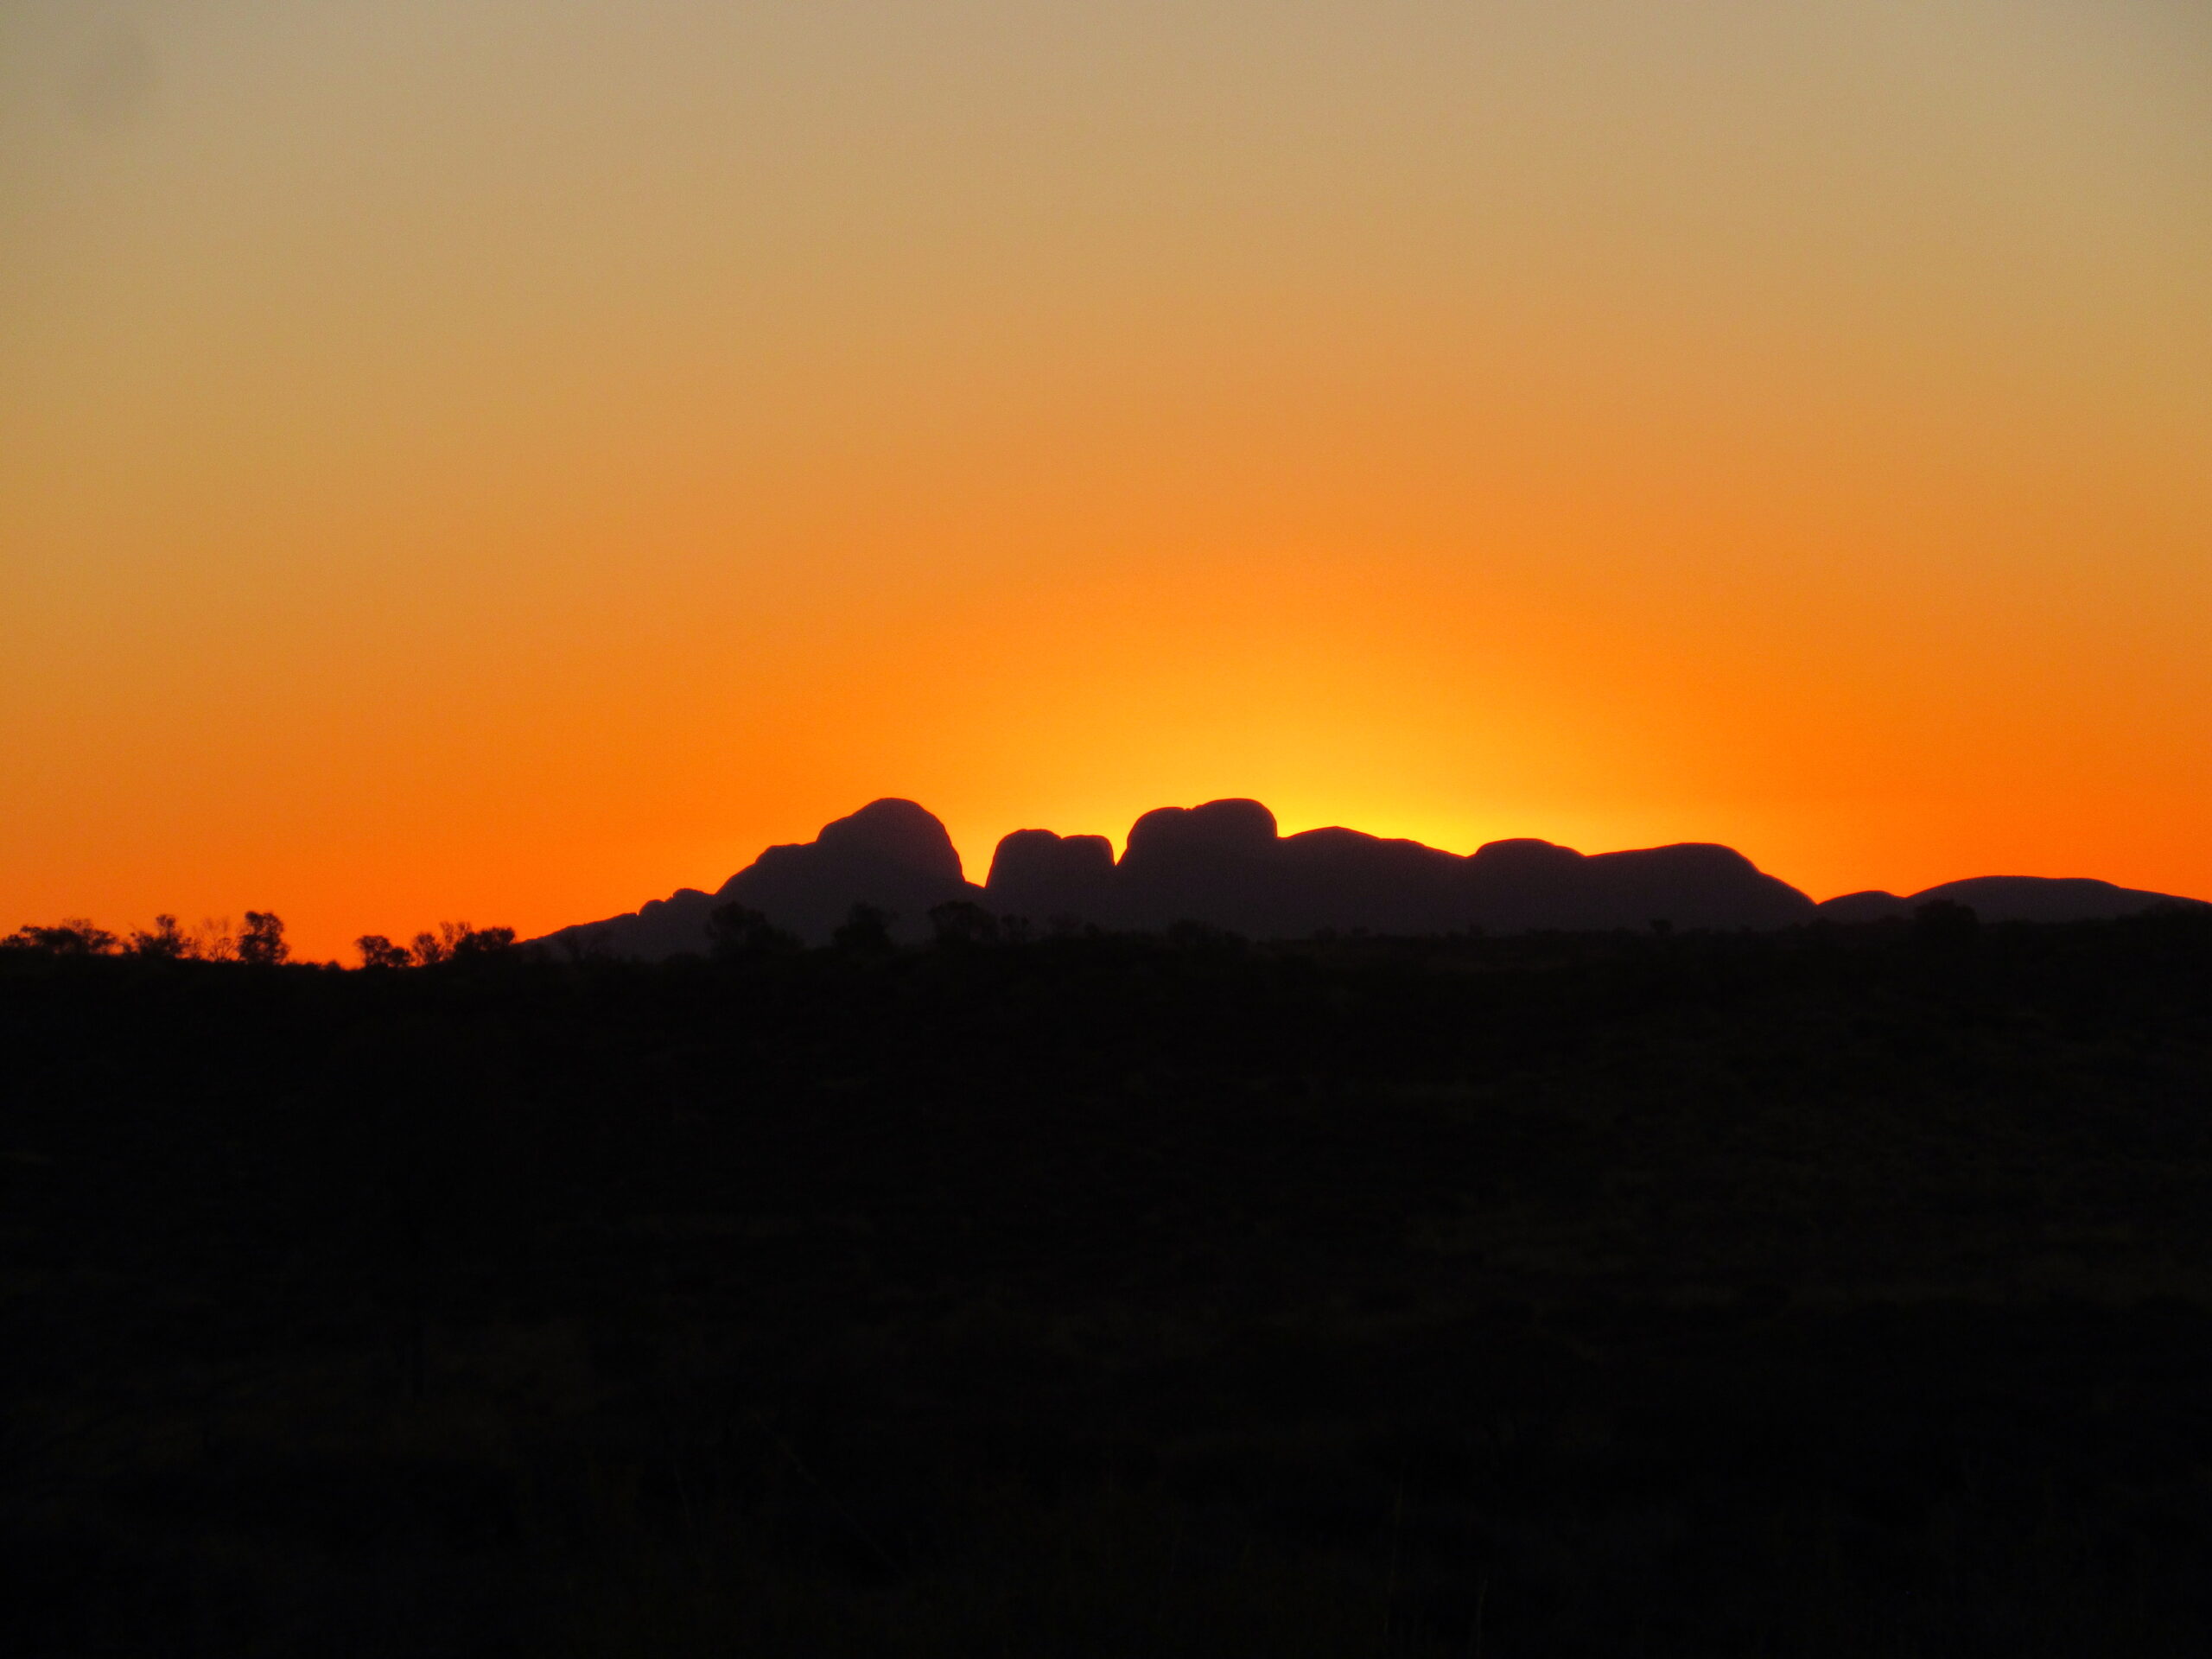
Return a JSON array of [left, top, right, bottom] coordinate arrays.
[[1166, 918, 1242, 950], [450, 925, 517, 958], [928, 900, 999, 948], [402, 921, 515, 966], [1913, 899, 1980, 949], [356, 934, 413, 969], [237, 911, 289, 965], [832, 902, 895, 954], [3, 918, 118, 956], [193, 918, 238, 961], [707, 902, 799, 960], [128, 915, 192, 959], [556, 927, 615, 964]]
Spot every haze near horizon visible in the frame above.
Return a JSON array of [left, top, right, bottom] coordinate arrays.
[[5, 1, 2209, 957]]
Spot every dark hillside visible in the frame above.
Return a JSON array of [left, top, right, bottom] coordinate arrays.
[[7, 912, 2212, 1654]]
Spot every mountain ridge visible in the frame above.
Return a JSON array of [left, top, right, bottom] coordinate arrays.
[[537, 798, 2206, 957]]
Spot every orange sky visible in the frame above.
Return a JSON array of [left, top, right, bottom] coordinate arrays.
[[4, 1, 2209, 958]]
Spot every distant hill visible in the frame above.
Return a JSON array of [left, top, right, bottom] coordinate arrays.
[[1817, 875, 2200, 925], [540, 800, 982, 957], [999, 798, 1816, 938], [537, 798, 2205, 959]]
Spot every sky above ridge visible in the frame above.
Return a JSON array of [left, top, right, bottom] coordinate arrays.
[[4, 0, 2209, 957]]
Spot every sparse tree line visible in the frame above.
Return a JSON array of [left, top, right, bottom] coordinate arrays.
[[353, 921, 518, 968], [2, 912, 517, 968], [3, 912, 290, 963], [703, 899, 1044, 958], [6, 899, 995, 970], [3, 894, 2007, 971], [13, 898, 1313, 969]]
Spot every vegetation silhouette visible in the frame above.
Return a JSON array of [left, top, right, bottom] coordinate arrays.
[[236, 910, 288, 965], [3, 918, 118, 955], [8, 906, 2212, 1653], [831, 900, 897, 954], [127, 914, 191, 960], [1912, 896, 1983, 950], [353, 933, 413, 969], [926, 899, 1000, 947], [706, 901, 802, 960], [3, 913, 271, 961]]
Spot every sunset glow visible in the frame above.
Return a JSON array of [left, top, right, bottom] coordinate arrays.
[[5, 1, 2209, 956]]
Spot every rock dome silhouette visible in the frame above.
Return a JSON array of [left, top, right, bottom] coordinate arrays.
[[534, 796, 2205, 958], [809, 798, 965, 885]]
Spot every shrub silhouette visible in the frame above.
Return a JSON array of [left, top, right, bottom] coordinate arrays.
[[832, 902, 895, 954], [412, 923, 467, 966], [1166, 918, 1243, 950], [450, 925, 517, 958], [1913, 898, 1980, 948], [127, 915, 191, 959], [928, 899, 1000, 947], [356, 934, 413, 969], [386, 922, 518, 968], [706, 902, 800, 960], [237, 911, 289, 965], [3, 918, 119, 955]]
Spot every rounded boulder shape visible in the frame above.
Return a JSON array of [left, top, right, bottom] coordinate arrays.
[[1466, 837, 1585, 876], [1121, 798, 1279, 869], [814, 798, 966, 883], [986, 829, 1116, 891], [985, 829, 1117, 923]]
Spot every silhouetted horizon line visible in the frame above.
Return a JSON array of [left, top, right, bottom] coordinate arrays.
[[537, 797, 2207, 957]]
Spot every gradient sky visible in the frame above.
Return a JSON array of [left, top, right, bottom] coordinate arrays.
[[5, 0, 2209, 957]]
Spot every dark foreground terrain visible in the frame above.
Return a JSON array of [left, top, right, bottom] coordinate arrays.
[[8, 912, 2212, 1656]]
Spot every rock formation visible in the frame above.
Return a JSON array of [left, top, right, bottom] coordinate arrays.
[[540, 798, 982, 957], [537, 797, 2203, 959], [1817, 875, 2194, 925]]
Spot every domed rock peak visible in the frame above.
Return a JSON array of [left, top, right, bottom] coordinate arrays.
[[984, 829, 1118, 924], [987, 829, 1116, 891], [812, 798, 967, 884], [1120, 798, 1279, 868]]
